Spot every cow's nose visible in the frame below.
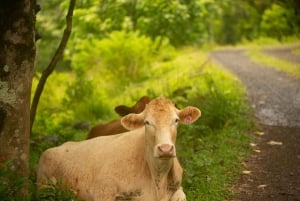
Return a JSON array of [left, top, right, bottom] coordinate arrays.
[[157, 144, 175, 158]]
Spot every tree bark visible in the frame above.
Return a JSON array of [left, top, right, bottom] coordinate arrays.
[[0, 0, 36, 182]]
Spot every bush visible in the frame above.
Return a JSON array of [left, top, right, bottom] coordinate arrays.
[[96, 31, 154, 84], [260, 4, 298, 40], [0, 161, 80, 201], [36, 179, 82, 201], [0, 162, 30, 201]]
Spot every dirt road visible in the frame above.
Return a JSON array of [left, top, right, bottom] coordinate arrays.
[[210, 48, 300, 201]]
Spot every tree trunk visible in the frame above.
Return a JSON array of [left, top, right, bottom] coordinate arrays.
[[0, 0, 36, 183]]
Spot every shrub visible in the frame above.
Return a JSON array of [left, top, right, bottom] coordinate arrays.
[[36, 179, 81, 201], [95, 31, 154, 84], [260, 4, 298, 40], [0, 162, 30, 201]]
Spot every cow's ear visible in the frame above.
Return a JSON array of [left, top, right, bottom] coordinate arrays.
[[115, 105, 133, 117], [121, 113, 144, 130], [178, 106, 201, 125]]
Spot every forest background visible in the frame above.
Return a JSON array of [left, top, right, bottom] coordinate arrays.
[[1, 0, 299, 200]]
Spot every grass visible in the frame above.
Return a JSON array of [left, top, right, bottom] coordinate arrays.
[[168, 53, 253, 200], [112, 47, 254, 200], [292, 46, 300, 55], [246, 47, 300, 79], [1, 47, 253, 200]]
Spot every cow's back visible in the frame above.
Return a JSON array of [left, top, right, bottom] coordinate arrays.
[[37, 128, 147, 199], [87, 119, 127, 139]]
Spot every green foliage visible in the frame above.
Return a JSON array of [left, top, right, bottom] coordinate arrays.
[[136, 0, 203, 46], [96, 31, 153, 83], [35, 0, 71, 73], [260, 4, 299, 40], [63, 72, 113, 121], [30, 45, 254, 200], [36, 179, 81, 201], [178, 126, 251, 201], [292, 46, 300, 55], [173, 60, 253, 200], [0, 162, 30, 201], [69, 30, 177, 95], [0, 160, 81, 201], [247, 46, 300, 78], [198, 69, 250, 130]]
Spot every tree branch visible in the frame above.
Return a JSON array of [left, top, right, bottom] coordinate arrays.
[[30, 0, 76, 131]]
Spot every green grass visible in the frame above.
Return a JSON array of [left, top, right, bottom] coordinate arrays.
[[114, 47, 254, 200], [166, 53, 253, 200], [246, 47, 300, 78], [25, 47, 254, 200], [291, 46, 300, 55]]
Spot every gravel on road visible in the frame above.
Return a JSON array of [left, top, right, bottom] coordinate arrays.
[[210, 48, 300, 201]]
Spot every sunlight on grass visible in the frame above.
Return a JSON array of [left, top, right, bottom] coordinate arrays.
[[117, 48, 254, 200], [246, 47, 300, 78], [292, 47, 300, 55], [30, 47, 253, 201]]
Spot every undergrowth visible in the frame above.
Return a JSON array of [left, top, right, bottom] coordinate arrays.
[[246, 46, 300, 78], [1, 47, 253, 200], [174, 56, 253, 200]]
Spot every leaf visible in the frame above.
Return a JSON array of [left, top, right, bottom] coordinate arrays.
[[242, 170, 251, 175], [267, 141, 283, 145], [257, 184, 267, 188], [255, 131, 264, 136]]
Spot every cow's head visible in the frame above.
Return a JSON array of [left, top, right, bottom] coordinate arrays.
[[115, 96, 151, 117], [121, 96, 201, 159]]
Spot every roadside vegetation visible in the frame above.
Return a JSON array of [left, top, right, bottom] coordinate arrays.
[[246, 43, 300, 79], [1, 44, 254, 200], [29, 46, 254, 200]]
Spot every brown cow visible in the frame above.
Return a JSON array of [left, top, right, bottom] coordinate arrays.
[[37, 96, 201, 201], [87, 96, 151, 139], [114, 96, 151, 117]]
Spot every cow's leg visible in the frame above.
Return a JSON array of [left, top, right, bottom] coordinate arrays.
[[170, 187, 186, 201]]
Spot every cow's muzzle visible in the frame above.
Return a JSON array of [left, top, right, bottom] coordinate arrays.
[[157, 144, 176, 158]]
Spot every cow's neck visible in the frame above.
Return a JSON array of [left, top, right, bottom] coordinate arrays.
[[145, 149, 173, 200]]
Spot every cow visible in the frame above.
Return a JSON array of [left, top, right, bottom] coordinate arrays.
[[37, 96, 201, 201], [114, 96, 151, 117], [87, 96, 151, 139]]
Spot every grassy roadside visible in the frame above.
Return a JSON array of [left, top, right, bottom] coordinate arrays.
[[101, 47, 254, 200], [1, 47, 254, 200], [170, 51, 254, 200], [245, 44, 300, 79], [123, 47, 254, 200]]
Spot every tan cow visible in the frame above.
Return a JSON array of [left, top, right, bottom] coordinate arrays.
[[37, 96, 201, 201], [87, 96, 151, 139]]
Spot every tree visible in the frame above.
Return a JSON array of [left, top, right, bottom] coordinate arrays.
[[0, 0, 76, 197], [260, 3, 298, 40], [0, 0, 37, 192]]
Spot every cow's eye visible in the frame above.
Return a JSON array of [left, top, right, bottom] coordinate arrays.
[[144, 120, 150, 125], [175, 118, 180, 123]]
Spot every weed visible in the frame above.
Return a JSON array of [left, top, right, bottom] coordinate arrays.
[[29, 47, 253, 200], [247, 47, 300, 78]]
